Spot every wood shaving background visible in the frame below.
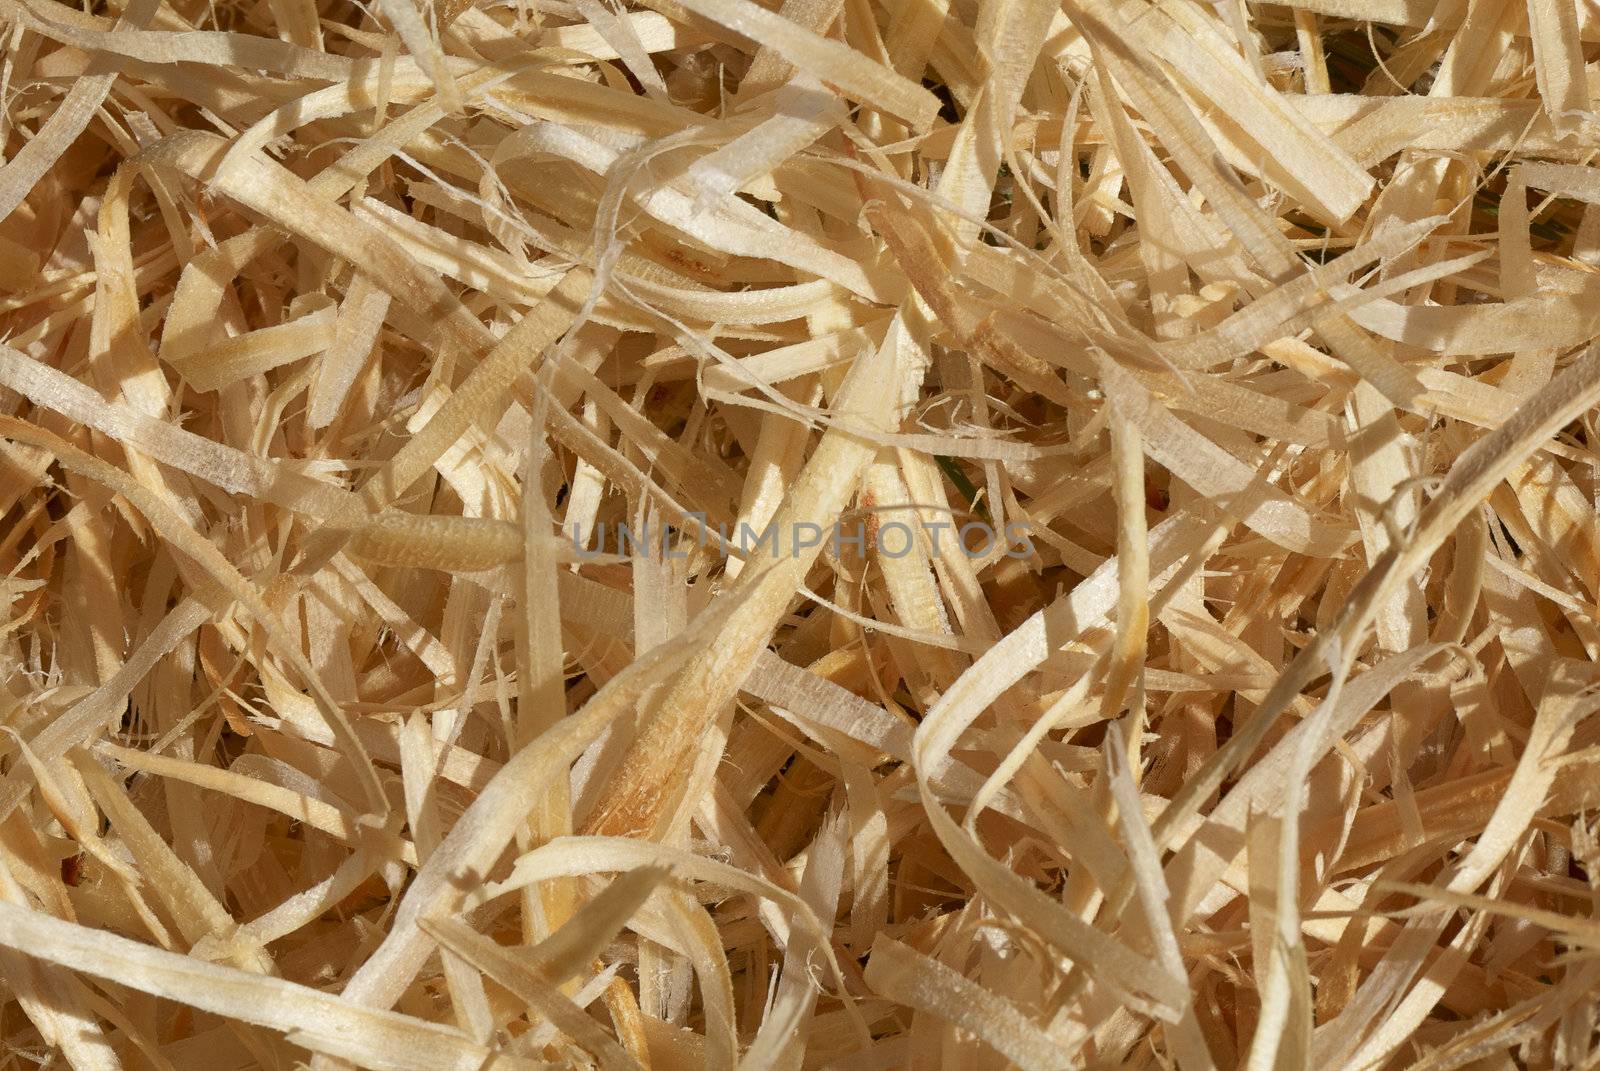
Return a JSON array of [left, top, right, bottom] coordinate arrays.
[[1, 0, 1600, 1067]]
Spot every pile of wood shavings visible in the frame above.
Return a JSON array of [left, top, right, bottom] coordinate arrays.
[[9, 0, 1600, 1064]]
